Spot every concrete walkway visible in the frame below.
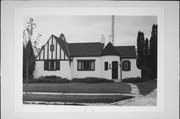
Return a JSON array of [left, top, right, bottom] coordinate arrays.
[[127, 83, 140, 95], [112, 88, 157, 106]]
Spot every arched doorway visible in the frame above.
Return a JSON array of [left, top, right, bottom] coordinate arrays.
[[112, 61, 118, 79]]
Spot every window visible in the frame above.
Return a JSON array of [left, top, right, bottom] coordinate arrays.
[[44, 60, 60, 71], [77, 60, 95, 71], [104, 62, 108, 70], [50, 45, 54, 51], [122, 60, 131, 71], [44, 61, 48, 70], [56, 60, 60, 70]]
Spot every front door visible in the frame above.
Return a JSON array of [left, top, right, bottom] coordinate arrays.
[[112, 61, 118, 79]]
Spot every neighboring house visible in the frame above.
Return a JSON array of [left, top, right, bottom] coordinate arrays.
[[33, 34, 141, 82]]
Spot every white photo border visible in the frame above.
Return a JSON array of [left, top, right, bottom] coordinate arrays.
[[14, 7, 164, 112]]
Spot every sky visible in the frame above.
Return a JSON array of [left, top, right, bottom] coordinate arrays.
[[24, 15, 157, 48]]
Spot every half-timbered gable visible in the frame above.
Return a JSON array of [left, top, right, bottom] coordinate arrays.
[[36, 35, 70, 61], [33, 34, 72, 79]]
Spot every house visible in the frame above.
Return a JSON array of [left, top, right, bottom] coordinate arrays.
[[33, 34, 141, 82]]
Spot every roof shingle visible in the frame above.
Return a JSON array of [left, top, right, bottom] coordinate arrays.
[[53, 35, 71, 58], [101, 42, 120, 56], [38, 34, 136, 59], [68, 42, 104, 57], [115, 46, 136, 59]]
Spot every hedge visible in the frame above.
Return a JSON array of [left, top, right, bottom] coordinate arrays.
[[24, 75, 70, 83], [23, 76, 114, 83], [122, 77, 148, 83], [71, 77, 114, 83]]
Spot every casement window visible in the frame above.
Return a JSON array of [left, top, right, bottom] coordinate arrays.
[[44, 60, 60, 71], [44, 61, 48, 70], [122, 60, 131, 71], [104, 62, 108, 70], [77, 60, 95, 71], [50, 45, 54, 51], [56, 60, 60, 70]]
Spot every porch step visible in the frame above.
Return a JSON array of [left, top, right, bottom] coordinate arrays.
[[113, 79, 121, 82]]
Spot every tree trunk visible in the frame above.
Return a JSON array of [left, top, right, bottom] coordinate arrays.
[[25, 60, 29, 96]]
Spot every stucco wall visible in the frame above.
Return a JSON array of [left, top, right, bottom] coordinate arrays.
[[33, 61, 71, 79], [71, 57, 102, 79], [101, 55, 121, 81], [34, 56, 141, 80], [121, 59, 141, 79]]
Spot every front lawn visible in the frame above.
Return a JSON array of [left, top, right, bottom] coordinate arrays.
[[23, 94, 134, 103], [23, 83, 131, 93], [132, 80, 157, 95]]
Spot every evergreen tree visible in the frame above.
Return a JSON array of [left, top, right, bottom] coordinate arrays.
[[137, 31, 145, 69], [23, 41, 36, 81], [144, 38, 149, 64], [149, 24, 158, 79]]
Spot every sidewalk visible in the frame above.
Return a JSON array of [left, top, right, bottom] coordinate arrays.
[[23, 92, 138, 97]]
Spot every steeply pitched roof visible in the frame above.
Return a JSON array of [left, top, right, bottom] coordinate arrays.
[[38, 34, 136, 59], [101, 42, 120, 56], [115, 46, 136, 59], [53, 35, 71, 58], [68, 42, 104, 57]]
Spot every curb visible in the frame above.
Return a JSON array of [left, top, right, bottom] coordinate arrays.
[[23, 92, 140, 96]]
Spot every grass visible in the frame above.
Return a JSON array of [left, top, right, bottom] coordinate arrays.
[[132, 80, 157, 95], [23, 83, 131, 93], [22, 78, 157, 104], [23, 94, 134, 103]]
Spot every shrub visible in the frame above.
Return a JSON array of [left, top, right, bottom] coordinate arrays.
[[25, 76, 70, 83], [71, 77, 114, 83], [44, 75, 58, 79], [122, 77, 148, 83]]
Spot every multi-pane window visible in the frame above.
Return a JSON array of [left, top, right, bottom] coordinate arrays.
[[122, 60, 131, 71], [44, 61, 48, 70], [56, 60, 60, 70], [44, 60, 60, 71], [77, 60, 95, 71], [50, 45, 54, 51], [104, 62, 108, 70]]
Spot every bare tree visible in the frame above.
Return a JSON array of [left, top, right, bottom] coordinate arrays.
[[23, 18, 41, 95]]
